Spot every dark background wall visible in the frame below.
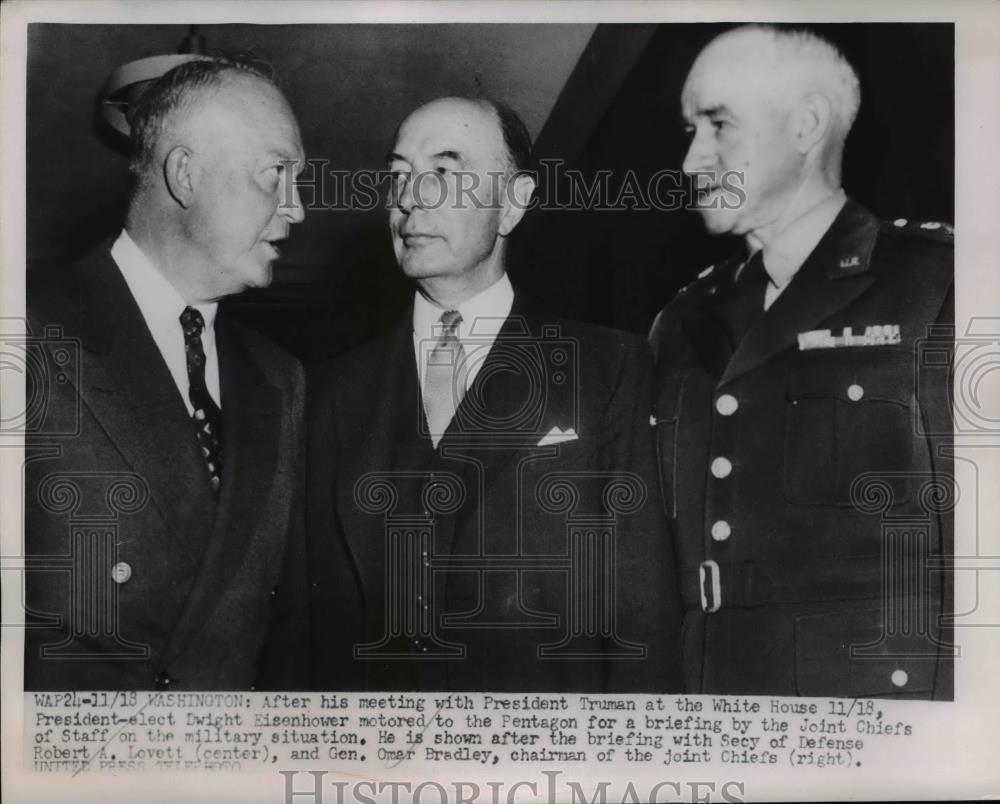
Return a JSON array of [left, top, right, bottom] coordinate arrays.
[[26, 23, 953, 366]]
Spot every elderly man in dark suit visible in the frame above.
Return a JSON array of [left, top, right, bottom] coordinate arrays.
[[650, 25, 953, 698], [25, 58, 308, 690], [309, 97, 682, 693]]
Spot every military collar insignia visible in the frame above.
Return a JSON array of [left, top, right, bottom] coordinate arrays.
[[818, 200, 881, 280]]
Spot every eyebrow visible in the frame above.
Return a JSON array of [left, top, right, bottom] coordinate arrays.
[[692, 105, 734, 119], [264, 149, 305, 175], [384, 149, 466, 166]]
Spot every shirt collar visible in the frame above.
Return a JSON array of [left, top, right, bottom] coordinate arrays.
[[111, 229, 218, 333], [752, 189, 847, 288], [412, 272, 514, 340]]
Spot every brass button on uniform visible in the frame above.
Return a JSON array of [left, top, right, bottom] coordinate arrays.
[[710, 457, 733, 478], [111, 561, 132, 584], [891, 669, 908, 687], [715, 394, 738, 416], [847, 383, 865, 402], [711, 520, 731, 542]]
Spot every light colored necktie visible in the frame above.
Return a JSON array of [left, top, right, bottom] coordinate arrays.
[[423, 309, 466, 447]]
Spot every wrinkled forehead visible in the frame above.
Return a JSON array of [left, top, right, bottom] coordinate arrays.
[[392, 99, 506, 167], [681, 34, 787, 117]]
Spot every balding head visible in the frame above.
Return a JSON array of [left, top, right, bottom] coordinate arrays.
[[393, 96, 533, 176], [686, 25, 860, 144], [386, 96, 536, 307], [125, 58, 305, 303], [129, 59, 282, 191], [681, 25, 859, 240]]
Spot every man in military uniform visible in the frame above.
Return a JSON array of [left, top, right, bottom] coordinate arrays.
[[650, 25, 953, 698]]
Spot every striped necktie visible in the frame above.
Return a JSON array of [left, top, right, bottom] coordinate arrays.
[[180, 306, 223, 495]]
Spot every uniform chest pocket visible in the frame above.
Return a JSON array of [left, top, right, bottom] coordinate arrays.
[[783, 350, 915, 507]]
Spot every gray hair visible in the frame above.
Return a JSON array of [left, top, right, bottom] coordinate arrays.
[[736, 24, 861, 138], [126, 56, 276, 190]]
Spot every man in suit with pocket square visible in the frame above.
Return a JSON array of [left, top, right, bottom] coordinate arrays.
[[649, 24, 953, 698], [308, 96, 682, 693], [25, 57, 308, 690]]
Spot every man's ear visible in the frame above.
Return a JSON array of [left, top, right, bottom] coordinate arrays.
[[163, 146, 197, 208], [792, 92, 833, 155], [498, 171, 537, 237]]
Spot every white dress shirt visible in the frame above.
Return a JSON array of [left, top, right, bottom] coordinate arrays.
[[110, 230, 221, 413], [747, 189, 847, 310], [412, 272, 515, 395]]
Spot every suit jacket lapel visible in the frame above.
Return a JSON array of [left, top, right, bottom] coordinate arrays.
[[337, 314, 432, 604], [720, 199, 881, 385], [680, 254, 744, 380], [57, 250, 215, 564], [161, 311, 283, 667], [440, 299, 564, 548], [443, 298, 539, 477]]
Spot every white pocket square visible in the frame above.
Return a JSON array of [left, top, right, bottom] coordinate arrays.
[[537, 426, 578, 447]]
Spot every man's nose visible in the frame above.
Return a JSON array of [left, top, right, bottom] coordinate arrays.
[[682, 128, 718, 176], [395, 174, 417, 215], [280, 179, 306, 225]]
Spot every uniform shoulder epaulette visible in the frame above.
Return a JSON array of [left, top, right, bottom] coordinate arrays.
[[884, 217, 954, 240]]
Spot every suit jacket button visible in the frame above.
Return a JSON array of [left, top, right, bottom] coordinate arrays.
[[890, 669, 908, 687], [710, 457, 733, 478], [847, 383, 865, 401], [711, 520, 731, 541], [111, 561, 132, 584], [715, 394, 738, 416], [153, 672, 173, 690]]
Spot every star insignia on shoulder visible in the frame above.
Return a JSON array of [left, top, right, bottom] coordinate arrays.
[[887, 217, 954, 239]]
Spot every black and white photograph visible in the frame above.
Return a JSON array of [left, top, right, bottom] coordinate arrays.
[[2, 2, 998, 803]]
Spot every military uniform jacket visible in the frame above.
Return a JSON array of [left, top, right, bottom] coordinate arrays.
[[24, 248, 307, 690], [649, 200, 954, 699], [308, 295, 683, 693]]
